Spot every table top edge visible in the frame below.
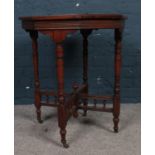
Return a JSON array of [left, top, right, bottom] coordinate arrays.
[[19, 13, 127, 21]]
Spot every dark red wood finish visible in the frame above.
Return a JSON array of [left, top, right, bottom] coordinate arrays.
[[19, 14, 127, 148], [29, 31, 42, 123], [80, 29, 92, 116]]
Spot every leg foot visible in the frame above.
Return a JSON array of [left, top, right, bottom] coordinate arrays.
[[114, 128, 118, 133], [113, 117, 119, 133], [82, 99, 88, 116], [62, 142, 69, 148], [38, 119, 43, 124], [60, 129, 69, 148], [73, 111, 78, 118], [36, 109, 43, 123], [83, 112, 87, 116]]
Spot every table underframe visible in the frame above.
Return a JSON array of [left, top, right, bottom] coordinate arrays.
[[29, 28, 122, 148]]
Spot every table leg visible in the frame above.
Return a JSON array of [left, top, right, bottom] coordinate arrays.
[[50, 30, 70, 148], [29, 30, 42, 123], [113, 28, 122, 132], [80, 29, 92, 116], [56, 43, 69, 148]]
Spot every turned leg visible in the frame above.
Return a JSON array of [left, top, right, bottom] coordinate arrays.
[[50, 30, 71, 148], [56, 43, 69, 148], [80, 29, 92, 116], [29, 31, 42, 123], [57, 96, 68, 148], [113, 28, 122, 132]]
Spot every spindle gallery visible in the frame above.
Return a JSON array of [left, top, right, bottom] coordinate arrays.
[[19, 14, 127, 148]]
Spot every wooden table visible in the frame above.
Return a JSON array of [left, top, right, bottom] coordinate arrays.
[[19, 14, 127, 148]]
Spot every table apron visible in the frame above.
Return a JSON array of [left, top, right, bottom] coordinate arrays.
[[22, 19, 125, 30]]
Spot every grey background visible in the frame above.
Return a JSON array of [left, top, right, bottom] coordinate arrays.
[[15, 0, 141, 104]]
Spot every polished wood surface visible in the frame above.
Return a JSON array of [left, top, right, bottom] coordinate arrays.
[[19, 14, 126, 20], [19, 14, 127, 148], [19, 13, 126, 30]]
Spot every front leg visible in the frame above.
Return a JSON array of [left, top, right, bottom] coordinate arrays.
[[55, 42, 69, 148], [50, 30, 75, 148]]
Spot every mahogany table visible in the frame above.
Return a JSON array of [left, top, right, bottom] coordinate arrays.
[[19, 14, 127, 148]]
